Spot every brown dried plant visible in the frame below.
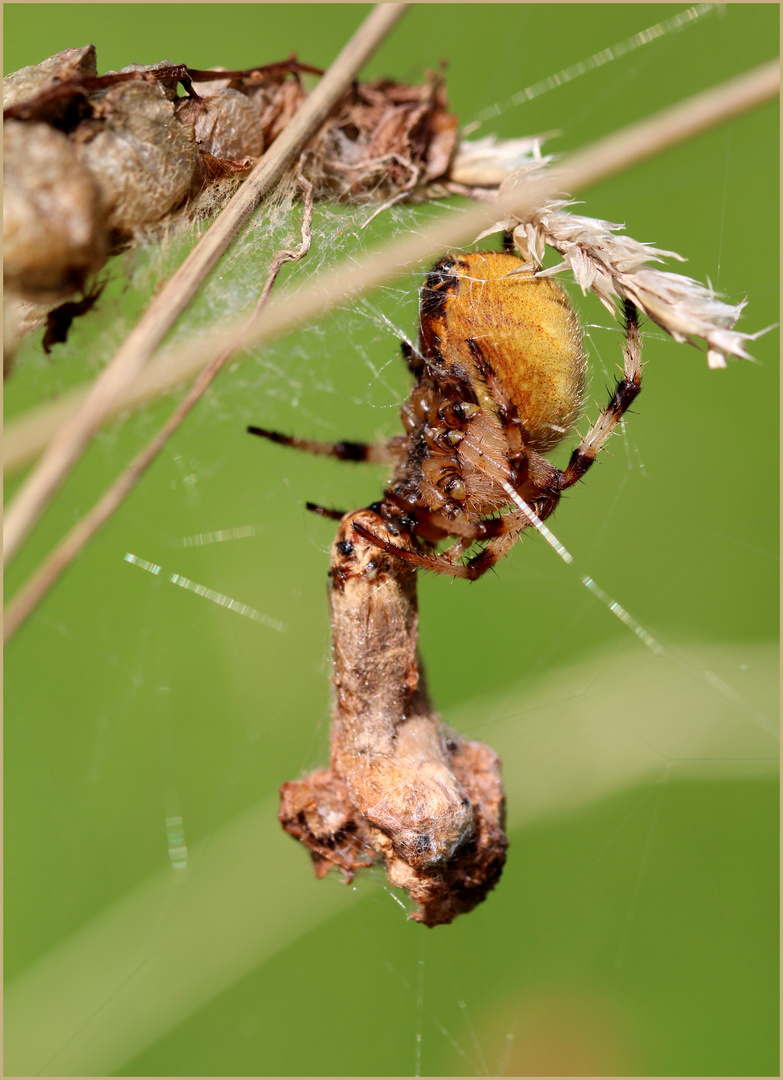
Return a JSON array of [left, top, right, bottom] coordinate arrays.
[[279, 509, 507, 927]]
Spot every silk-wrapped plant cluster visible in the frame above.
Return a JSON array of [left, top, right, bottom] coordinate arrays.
[[4, 44, 758, 375], [3, 43, 460, 318]]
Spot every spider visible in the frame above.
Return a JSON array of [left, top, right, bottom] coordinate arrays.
[[249, 247, 642, 579]]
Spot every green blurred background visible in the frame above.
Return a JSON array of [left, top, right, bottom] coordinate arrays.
[[4, 5, 779, 1076]]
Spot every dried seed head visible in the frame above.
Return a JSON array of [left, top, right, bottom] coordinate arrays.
[[450, 133, 553, 189], [480, 169, 761, 367]]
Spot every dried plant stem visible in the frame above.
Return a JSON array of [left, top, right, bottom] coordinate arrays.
[[2, 2, 407, 568], [5, 58, 778, 476], [3, 180, 314, 645]]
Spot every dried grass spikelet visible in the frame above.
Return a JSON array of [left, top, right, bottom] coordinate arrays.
[[449, 133, 554, 190], [480, 166, 760, 369]]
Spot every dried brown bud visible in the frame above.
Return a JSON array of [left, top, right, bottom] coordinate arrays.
[[309, 74, 458, 199], [2, 44, 97, 125], [73, 80, 199, 233], [176, 87, 263, 160], [3, 119, 107, 299]]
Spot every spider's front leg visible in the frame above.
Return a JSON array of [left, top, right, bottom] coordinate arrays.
[[351, 498, 551, 582], [248, 338, 427, 466], [350, 520, 484, 580], [439, 488, 563, 580]]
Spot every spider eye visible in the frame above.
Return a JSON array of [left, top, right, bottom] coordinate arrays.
[[445, 476, 466, 501]]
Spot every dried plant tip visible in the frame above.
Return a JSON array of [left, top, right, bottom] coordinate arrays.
[[480, 169, 760, 367], [279, 510, 507, 926], [449, 133, 554, 189]]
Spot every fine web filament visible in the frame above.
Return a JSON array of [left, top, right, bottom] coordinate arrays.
[[124, 552, 285, 632], [498, 481, 776, 737], [463, 3, 718, 133]]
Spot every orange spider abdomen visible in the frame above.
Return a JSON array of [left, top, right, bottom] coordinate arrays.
[[420, 251, 586, 452]]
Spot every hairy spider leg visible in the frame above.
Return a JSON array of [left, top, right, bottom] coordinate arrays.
[[353, 493, 562, 581], [247, 340, 424, 464], [351, 520, 485, 580], [305, 502, 348, 521], [554, 300, 642, 491], [247, 425, 400, 464]]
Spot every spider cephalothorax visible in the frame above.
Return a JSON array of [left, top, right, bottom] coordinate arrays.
[[250, 249, 641, 579]]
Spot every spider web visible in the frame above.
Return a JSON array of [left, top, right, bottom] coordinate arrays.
[[4, 5, 779, 1077]]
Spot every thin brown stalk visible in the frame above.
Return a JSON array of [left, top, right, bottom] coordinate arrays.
[[5, 57, 778, 475], [2, 2, 408, 568], [3, 178, 315, 645]]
